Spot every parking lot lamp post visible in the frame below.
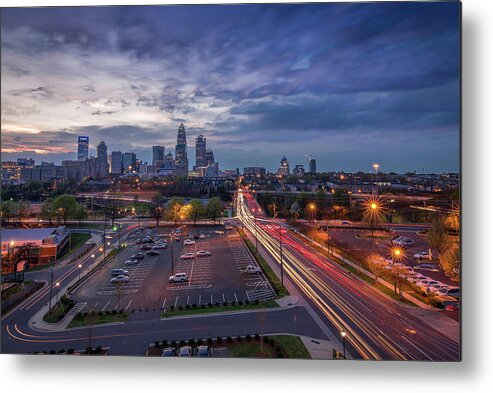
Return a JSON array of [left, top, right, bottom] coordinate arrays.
[[391, 247, 403, 294], [48, 252, 56, 318], [170, 241, 174, 276], [340, 331, 347, 359], [91, 254, 95, 270], [254, 215, 258, 255], [279, 224, 283, 286], [78, 264, 82, 281], [55, 282, 60, 303]]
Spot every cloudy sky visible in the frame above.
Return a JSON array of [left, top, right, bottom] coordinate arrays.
[[1, 2, 460, 173]]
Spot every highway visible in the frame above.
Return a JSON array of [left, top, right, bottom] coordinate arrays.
[[237, 190, 460, 361]]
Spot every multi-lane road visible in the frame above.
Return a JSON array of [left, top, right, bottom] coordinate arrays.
[[237, 190, 460, 361]]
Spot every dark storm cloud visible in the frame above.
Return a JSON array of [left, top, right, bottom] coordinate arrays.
[[1, 2, 460, 172]]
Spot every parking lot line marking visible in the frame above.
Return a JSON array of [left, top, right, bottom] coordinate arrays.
[[210, 294, 213, 304], [174, 297, 178, 307], [91, 301, 99, 311], [125, 300, 132, 310], [198, 295, 201, 305], [102, 301, 110, 311], [222, 293, 225, 302], [187, 295, 190, 305], [113, 302, 120, 310], [162, 298, 167, 309], [234, 293, 238, 302]]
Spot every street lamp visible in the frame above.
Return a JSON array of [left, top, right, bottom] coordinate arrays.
[[78, 264, 82, 281], [340, 330, 347, 359], [309, 203, 316, 222], [390, 246, 404, 293], [55, 282, 60, 303], [91, 254, 95, 270]]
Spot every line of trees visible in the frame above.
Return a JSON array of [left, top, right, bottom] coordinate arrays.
[[40, 195, 88, 225]]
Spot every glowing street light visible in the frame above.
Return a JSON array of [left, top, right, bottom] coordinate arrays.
[[78, 264, 82, 281], [91, 254, 95, 270], [340, 331, 347, 359], [390, 246, 405, 293], [55, 281, 60, 303]]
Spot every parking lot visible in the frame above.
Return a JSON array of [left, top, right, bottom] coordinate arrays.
[[71, 225, 275, 313]]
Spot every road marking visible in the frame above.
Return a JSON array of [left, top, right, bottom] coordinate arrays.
[[234, 292, 238, 302], [91, 301, 99, 311], [174, 297, 178, 308], [101, 301, 110, 311], [198, 294, 201, 305], [210, 294, 213, 304], [113, 302, 120, 311], [162, 298, 167, 309], [186, 295, 190, 305], [222, 293, 225, 302], [125, 300, 133, 310]]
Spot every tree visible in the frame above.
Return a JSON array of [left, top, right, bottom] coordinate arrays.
[[167, 197, 184, 225], [73, 205, 88, 224], [440, 243, 459, 281], [427, 217, 453, 257], [151, 192, 165, 228], [290, 202, 300, 221], [392, 265, 410, 298], [189, 199, 204, 225], [40, 198, 56, 225], [206, 197, 223, 223], [18, 200, 31, 224], [53, 194, 78, 225], [366, 254, 387, 284], [1, 200, 19, 224]]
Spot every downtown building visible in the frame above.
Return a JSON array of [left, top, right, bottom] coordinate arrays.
[[278, 156, 290, 177], [195, 135, 207, 169], [152, 145, 165, 167], [174, 123, 189, 176], [309, 158, 317, 173], [77, 136, 89, 161], [122, 152, 137, 173], [111, 151, 123, 174]]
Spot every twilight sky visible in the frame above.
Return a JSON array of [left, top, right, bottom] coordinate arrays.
[[1, 2, 460, 173]]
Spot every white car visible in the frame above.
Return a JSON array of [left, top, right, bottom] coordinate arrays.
[[436, 286, 460, 298], [225, 225, 234, 231], [392, 236, 414, 246], [413, 264, 439, 272], [183, 239, 195, 246], [153, 243, 167, 249], [199, 233, 205, 239], [110, 275, 129, 283], [196, 250, 212, 257], [180, 253, 195, 260], [241, 265, 262, 275], [124, 259, 139, 265], [413, 251, 433, 260], [169, 273, 188, 283]]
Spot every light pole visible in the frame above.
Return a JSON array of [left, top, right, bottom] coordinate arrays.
[[91, 254, 95, 270], [170, 240, 174, 276], [391, 247, 403, 294], [279, 223, 283, 286], [78, 264, 82, 281], [55, 282, 60, 303], [48, 251, 57, 317], [254, 215, 258, 255], [340, 330, 347, 359], [309, 203, 316, 222]]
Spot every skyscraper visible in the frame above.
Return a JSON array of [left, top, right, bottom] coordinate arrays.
[[174, 123, 189, 176], [278, 156, 290, 176], [152, 145, 165, 167], [122, 152, 137, 172], [309, 158, 317, 173], [195, 135, 206, 169], [96, 141, 109, 176], [77, 136, 89, 161], [111, 151, 123, 174], [205, 150, 215, 166]]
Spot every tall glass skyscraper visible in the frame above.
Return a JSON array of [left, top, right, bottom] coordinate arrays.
[[152, 145, 165, 166], [77, 136, 89, 161], [195, 135, 206, 169], [175, 123, 189, 176]]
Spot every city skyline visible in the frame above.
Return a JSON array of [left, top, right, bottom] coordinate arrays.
[[1, 3, 460, 172]]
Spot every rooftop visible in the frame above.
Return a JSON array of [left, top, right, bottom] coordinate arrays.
[[1, 227, 64, 244]]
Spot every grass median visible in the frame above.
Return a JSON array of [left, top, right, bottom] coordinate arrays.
[[227, 335, 310, 359], [43, 296, 76, 323], [243, 237, 289, 297], [161, 299, 278, 318], [67, 311, 128, 328]]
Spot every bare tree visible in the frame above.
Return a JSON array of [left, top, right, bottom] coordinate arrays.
[[366, 254, 387, 284], [427, 217, 453, 257]]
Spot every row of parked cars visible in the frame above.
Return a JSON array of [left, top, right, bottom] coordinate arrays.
[[161, 345, 213, 357]]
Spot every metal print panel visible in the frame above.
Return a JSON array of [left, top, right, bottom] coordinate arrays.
[[0, 1, 461, 361]]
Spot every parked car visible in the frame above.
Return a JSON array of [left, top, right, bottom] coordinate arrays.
[[224, 225, 234, 231], [413, 251, 433, 260], [196, 250, 212, 257], [110, 275, 129, 283], [392, 236, 414, 246], [141, 244, 153, 250], [131, 253, 145, 260], [178, 346, 192, 357], [111, 269, 129, 277], [196, 345, 211, 357], [184, 239, 195, 246], [199, 233, 205, 239], [153, 244, 167, 249], [436, 286, 460, 298], [241, 265, 262, 275], [136, 238, 142, 244], [146, 250, 160, 256], [413, 264, 439, 272], [193, 233, 199, 239], [124, 259, 139, 265], [180, 253, 195, 260], [169, 273, 188, 283], [161, 347, 175, 357]]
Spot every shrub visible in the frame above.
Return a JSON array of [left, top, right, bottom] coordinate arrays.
[[49, 350, 56, 354], [185, 304, 190, 310], [58, 349, 66, 354], [82, 312, 88, 317], [231, 301, 236, 306], [95, 346, 102, 353], [246, 334, 252, 341], [201, 304, 205, 309], [97, 311, 103, 316], [238, 300, 243, 306], [111, 309, 117, 315], [178, 305, 183, 310], [179, 340, 186, 347], [254, 299, 259, 305], [223, 301, 228, 307], [162, 340, 168, 347], [67, 348, 75, 354], [237, 336, 243, 342], [245, 299, 250, 305], [170, 305, 175, 311], [217, 336, 223, 344], [119, 309, 124, 314], [192, 303, 197, 309], [105, 310, 111, 315], [254, 334, 260, 341], [85, 347, 92, 354], [189, 339, 195, 347], [171, 340, 177, 348], [197, 339, 204, 346], [154, 341, 160, 349], [215, 302, 220, 307], [207, 338, 213, 346], [226, 336, 232, 343], [208, 302, 213, 308]]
